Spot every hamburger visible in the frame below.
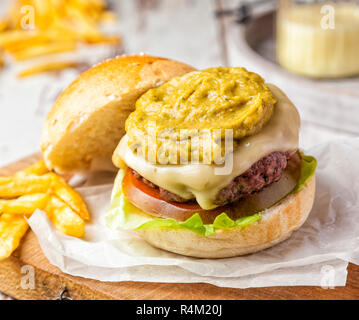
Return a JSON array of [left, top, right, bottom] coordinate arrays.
[[41, 55, 316, 259], [106, 66, 316, 258]]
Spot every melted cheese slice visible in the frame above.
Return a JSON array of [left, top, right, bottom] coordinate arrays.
[[117, 84, 300, 210]]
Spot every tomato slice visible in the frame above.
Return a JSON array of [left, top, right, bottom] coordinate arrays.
[[122, 169, 225, 223]]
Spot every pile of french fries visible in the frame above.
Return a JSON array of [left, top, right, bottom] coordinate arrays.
[[0, 160, 90, 261], [0, 0, 120, 77]]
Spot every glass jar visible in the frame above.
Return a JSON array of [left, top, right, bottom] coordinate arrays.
[[276, 0, 359, 78]]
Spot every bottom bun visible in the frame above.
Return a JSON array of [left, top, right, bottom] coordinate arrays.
[[136, 176, 316, 258]]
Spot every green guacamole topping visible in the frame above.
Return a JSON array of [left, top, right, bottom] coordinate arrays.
[[125, 67, 276, 163]]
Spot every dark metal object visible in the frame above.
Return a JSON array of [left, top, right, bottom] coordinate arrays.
[[55, 288, 73, 300], [215, 0, 275, 24]]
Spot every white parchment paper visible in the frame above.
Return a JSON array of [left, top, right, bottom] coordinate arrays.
[[28, 138, 359, 288]]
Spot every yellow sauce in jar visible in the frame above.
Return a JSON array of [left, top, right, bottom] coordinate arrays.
[[276, 2, 359, 78]]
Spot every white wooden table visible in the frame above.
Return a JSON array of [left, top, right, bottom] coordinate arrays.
[[0, 0, 357, 300]]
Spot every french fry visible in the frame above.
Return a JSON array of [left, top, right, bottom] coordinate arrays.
[[0, 163, 90, 219], [0, 173, 52, 198], [13, 41, 77, 61], [0, 30, 38, 47], [18, 61, 78, 78], [0, 193, 49, 215], [3, 35, 51, 54], [50, 173, 90, 221], [15, 160, 49, 176], [100, 11, 117, 23], [0, 19, 7, 32], [0, 213, 29, 261], [45, 196, 85, 238], [0, 0, 121, 74], [0, 156, 89, 260], [87, 34, 121, 45]]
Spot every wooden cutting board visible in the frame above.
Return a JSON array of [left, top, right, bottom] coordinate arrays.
[[1, 154, 359, 300]]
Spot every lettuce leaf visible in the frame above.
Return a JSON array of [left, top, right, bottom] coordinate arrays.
[[294, 153, 317, 193], [105, 153, 316, 237]]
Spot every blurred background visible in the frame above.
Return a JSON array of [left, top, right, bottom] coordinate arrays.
[[0, 0, 358, 167]]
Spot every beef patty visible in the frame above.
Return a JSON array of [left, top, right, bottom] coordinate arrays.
[[132, 150, 297, 206]]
